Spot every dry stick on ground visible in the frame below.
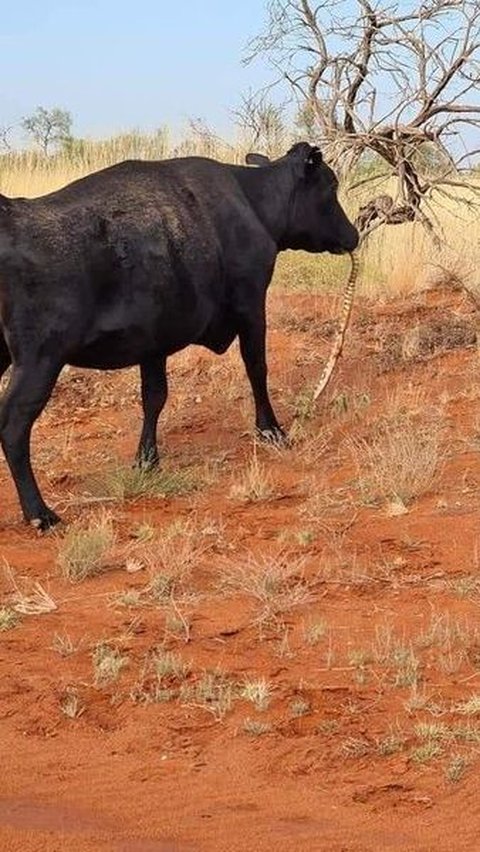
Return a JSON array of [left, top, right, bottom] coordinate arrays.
[[3, 560, 57, 615]]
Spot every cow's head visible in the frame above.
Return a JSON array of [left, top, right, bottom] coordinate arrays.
[[245, 143, 359, 255]]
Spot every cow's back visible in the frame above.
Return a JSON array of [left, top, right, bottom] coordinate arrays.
[[0, 157, 262, 368]]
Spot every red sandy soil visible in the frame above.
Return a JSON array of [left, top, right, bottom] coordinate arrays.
[[2, 283, 480, 851]]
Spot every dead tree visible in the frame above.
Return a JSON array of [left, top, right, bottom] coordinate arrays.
[[245, 0, 480, 239], [234, 91, 288, 158]]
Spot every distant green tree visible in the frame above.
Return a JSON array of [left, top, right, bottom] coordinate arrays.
[[21, 107, 72, 155]]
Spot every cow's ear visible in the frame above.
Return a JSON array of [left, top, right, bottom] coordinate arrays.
[[246, 152, 271, 167], [305, 146, 323, 168]]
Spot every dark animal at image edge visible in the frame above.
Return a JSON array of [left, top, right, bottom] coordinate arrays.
[[0, 142, 358, 529]]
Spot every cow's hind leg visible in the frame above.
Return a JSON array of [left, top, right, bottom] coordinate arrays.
[[238, 311, 287, 444], [135, 356, 168, 468], [0, 358, 62, 529]]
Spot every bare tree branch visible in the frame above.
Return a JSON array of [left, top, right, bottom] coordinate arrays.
[[245, 0, 480, 238], [233, 92, 287, 156]]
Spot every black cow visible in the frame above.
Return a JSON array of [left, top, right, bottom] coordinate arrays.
[[0, 142, 358, 529]]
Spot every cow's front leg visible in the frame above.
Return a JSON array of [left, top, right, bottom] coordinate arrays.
[[135, 356, 168, 468], [238, 311, 286, 444], [0, 358, 62, 529]]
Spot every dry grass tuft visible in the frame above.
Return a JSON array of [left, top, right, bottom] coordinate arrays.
[[303, 485, 356, 530], [230, 445, 276, 502], [10, 581, 56, 616], [111, 589, 143, 608], [51, 633, 79, 656], [181, 670, 238, 720], [130, 521, 156, 543], [242, 718, 272, 736], [152, 649, 191, 681], [410, 741, 443, 764], [290, 698, 311, 717], [141, 520, 208, 610], [60, 687, 85, 719], [376, 731, 405, 756], [3, 561, 57, 615], [385, 384, 430, 421], [152, 520, 206, 578], [445, 754, 469, 783], [92, 643, 128, 686], [132, 648, 191, 703], [352, 417, 442, 507], [304, 618, 328, 645], [341, 737, 371, 758], [373, 624, 421, 687], [0, 607, 20, 631], [88, 463, 196, 502], [414, 722, 449, 741], [288, 425, 332, 467], [241, 678, 273, 711], [455, 694, 480, 716], [221, 552, 314, 628], [57, 513, 115, 583]]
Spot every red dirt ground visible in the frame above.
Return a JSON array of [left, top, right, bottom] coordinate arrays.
[[2, 284, 480, 851]]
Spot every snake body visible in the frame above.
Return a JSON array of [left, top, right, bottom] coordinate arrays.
[[313, 251, 359, 401]]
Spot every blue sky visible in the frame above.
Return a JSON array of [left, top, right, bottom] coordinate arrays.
[[3, 1, 477, 158], [1, 0, 272, 141]]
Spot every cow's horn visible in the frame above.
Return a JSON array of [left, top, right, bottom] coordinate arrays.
[[312, 251, 359, 401]]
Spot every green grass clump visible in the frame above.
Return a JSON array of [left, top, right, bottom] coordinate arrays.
[[89, 463, 197, 501]]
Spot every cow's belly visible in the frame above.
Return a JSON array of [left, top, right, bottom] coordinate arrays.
[[196, 311, 237, 354], [68, 331, 165, 369], [68, 299, 218, 369]]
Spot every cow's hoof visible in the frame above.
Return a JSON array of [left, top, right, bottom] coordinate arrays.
[[257, 426, 290, 447], [134, 455, 160, 472], [30, 508, 62, 532]]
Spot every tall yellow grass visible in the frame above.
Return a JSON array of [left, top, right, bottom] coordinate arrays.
[[1, 131, 478, 299]]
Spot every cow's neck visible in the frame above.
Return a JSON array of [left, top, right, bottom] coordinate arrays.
[[236, 162, 294, 247]]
